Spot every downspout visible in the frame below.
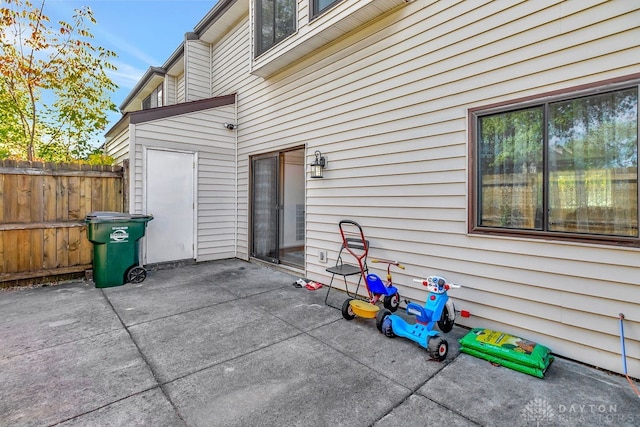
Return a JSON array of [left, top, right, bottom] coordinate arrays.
[[209, 42, 213, 98], [184, 39, 190, 102], [234, 93, 238, 258], [128, 122, 136, 214]]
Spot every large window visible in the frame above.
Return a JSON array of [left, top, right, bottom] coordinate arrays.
[[255, 0, 296, 57], [311, 0, 341, 18], [473, 83, 638, 243]]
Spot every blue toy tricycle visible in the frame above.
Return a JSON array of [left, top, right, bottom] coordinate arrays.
[[376, 275, 460, 361]]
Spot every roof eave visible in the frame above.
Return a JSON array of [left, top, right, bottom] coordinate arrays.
[[162, 42, 185, 72], [193, 0, 238, 36], [118, 66, 166, 113]]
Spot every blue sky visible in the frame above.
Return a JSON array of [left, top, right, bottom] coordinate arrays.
[[46, 0, 218, 135]]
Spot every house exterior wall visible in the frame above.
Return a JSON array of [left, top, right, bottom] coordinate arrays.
[[209, 16, 253, 259], [177, 73, 186, 103], [185, 39, 212, 101], [165, 75, 177, 105], [204, 0, 639, 375], [211, 17, 251, 98], [129, 105, 237, 261], [104, 127, 130, 164]]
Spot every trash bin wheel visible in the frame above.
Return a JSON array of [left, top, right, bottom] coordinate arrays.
[[127, 266, 147, 284]]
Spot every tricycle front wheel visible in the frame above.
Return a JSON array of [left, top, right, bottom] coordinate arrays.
[[437, 306, 454, 333], [341, 299, 356, 320], [383, 292, 400, 312]]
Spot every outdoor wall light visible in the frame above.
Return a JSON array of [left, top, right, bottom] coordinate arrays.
[[224, 122, 237, 130], [310, 150, 327, 178]]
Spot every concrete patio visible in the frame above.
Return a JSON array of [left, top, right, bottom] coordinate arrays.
[[0, 259, 637, 426]]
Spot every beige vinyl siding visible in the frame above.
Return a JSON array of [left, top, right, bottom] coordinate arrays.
[[198, 151, 237, 261], [208, 16, 256, 260], [165, 75, 176, 105], [205, 0, 640, 375], [297, 0, 308, 29], [130, 106, 237, 261], [104, 127, 130, 165], [185, 39, 212, 101], [211, 16, 251, 97], [177, 73, 185, 103], [132, 135, 143, 214]]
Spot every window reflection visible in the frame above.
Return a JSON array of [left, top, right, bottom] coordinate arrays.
[[477, 86, 638, 239]]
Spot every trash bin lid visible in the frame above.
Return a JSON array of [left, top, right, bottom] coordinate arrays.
[[85, 211, 153, 222]]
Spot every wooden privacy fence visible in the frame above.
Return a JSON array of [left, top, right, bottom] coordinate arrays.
[[0, 160, 125, 285]]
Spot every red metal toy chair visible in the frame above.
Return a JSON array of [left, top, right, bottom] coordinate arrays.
[[324, 220, 369, 307]]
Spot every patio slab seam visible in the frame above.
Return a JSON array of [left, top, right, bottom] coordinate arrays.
[[201, 279, 297, 297], [47, 385, 161, 427], [0, 326, 122, 362], [414, 380, 483, 426], [382, 391, 484, 427], [99, 289, 188, 426], [115, 297, 237, 328], [107, 281, 296, 329], [157, 330, 309, 387], [370, 375, 463, 426], [299, 322, 429, 389]]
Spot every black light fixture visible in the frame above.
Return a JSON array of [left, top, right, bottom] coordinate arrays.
[[310, 150, 327, 178]]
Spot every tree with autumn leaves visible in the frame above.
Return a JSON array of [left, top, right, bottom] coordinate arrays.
[[0, 0, 117, 162]]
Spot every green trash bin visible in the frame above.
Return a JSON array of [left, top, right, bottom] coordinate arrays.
[[85, 211, 153, 288]]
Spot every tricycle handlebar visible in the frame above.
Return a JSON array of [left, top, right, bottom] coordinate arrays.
[[413, 276, 461, 291], [371, 259, 405, 269]]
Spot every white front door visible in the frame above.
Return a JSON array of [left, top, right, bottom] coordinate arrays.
[[145, 149, 195, 264]]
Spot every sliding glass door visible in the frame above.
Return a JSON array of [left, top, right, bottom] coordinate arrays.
[[251, 148, 304, 268], [252, 154, 279, 262]]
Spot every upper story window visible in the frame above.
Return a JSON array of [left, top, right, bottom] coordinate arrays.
[[311, 0, 341, 18], [255, 0, 296, 57], [142, 84, 163, 110], [471, 81, 639, 245]]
